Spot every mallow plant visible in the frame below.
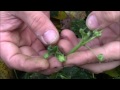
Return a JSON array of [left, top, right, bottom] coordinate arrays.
[[44, 27, 104, 62]]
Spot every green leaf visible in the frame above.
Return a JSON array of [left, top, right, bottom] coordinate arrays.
[[23, 73, 47, 79], [93, 30, 102, 37], [71, 19, 86, 38], [21, 66, 94, 79], [79, 28, 87, 38], [105, 66, 120, 78], [47, 45, 53, 51], [53, 46, 58, 52], [57, 66, 94, 79], [51, 11, 67, 20], [44, 45, 66, 62], [46, 66, 94, 79], [50, 11, 59, 18]]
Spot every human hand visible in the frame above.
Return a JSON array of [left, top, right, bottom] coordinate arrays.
[[0, 11, 62, 73], [58, 11, 120, 74]]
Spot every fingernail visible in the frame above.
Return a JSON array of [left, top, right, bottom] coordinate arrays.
[[87, 15, 99, 29], [41, 30, 58, 44]]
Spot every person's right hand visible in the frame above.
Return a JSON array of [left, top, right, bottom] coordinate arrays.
[[0, 11, 62, 73], [58, 11, 120, 74]]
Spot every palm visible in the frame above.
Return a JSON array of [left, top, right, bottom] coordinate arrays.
[[1, 23, 48, 71], [0, 11, 63, 74], [84, 22, 120, 50], [78, 22, 120, 73], [59, 22, 120, 73], [100, 24, 119, 43], [12, 26, 45, 56]]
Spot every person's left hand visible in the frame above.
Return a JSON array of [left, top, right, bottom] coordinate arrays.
[[0, 11, 63, 75]]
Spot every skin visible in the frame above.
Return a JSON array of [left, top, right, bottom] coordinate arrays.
[[58, 11, 120, 74], [0, 11, 120, 75], [0, 11, 62, 74]]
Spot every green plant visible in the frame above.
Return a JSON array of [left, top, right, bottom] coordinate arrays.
[[22, 66, 94, 79], [14, 11, 118, 79], [44, 45, 66, 62], [44, 27, 104, 62]]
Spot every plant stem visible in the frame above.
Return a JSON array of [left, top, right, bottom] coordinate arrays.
[[68, 31, 101, 55], [68, 37, 96, 54], [85, 45, 98, 57], [14, 69, 18, 79], [68, 40, 84, 54], [85, 45, 104, 62]]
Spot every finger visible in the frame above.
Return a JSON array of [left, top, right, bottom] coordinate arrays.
[[58, 39, 74, 54], [12, 11, 59, 45], [109, 22, 120, 36], [49, 57, 63, 69], [31, 39, 45, 53], [40, 57, 63, 75], [86, 11, 120, 30], [33, 51, 63, 75], [61, 29, 78, 46], [99, 27, 117, 44], [42, 11, 50, 18], [80, 61, 120, 74], [0, 11, 22, 31], [64, 41, 120, 66], [40, 67, 62, 75], [20, 46, 39, 56], [0, 42, 49, 72]]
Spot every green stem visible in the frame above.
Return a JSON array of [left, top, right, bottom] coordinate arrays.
[[68, 28, 103, 55], [85, 45, 104, 62], [85, 45, 97, 57], [68, 37, 96, 54], [68, 40, 84, 54]]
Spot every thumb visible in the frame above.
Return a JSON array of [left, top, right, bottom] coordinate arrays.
[[86, 11, 120, 30], [13, 11, 59, 45]]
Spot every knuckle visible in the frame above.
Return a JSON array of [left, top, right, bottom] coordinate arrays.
[[103, 11, 118, 22], [40, 60, 49, 69], [30, 13, 46, 32], [92, 68, 104, 74]]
